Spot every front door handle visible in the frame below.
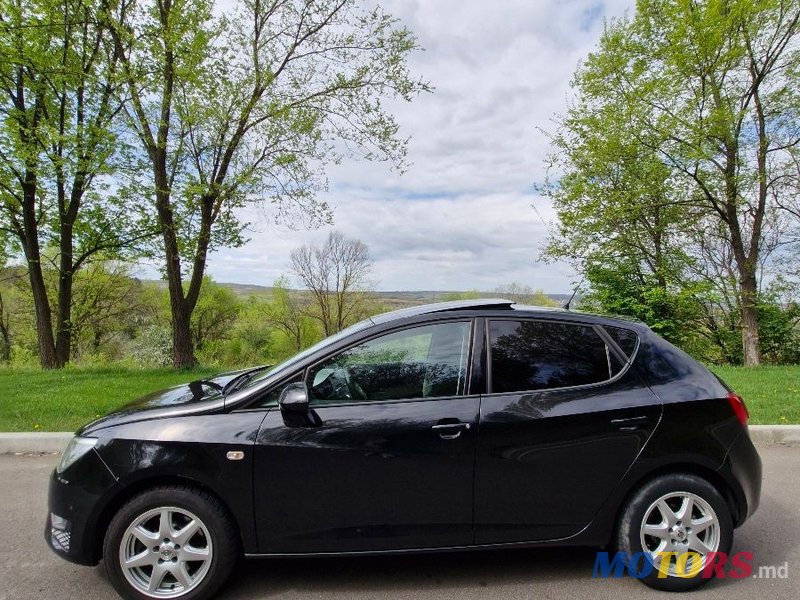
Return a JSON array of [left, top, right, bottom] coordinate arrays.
[[432, 422, 471, 440], [611, 415, 649, 431]]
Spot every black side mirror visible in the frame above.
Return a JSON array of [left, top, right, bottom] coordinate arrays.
[[278, 382, 309, 413]]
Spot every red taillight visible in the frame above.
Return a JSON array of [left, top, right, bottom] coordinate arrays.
[[727, 391, 749, 426]]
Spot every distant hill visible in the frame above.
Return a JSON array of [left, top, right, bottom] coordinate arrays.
[[142, 280, 570, 308]]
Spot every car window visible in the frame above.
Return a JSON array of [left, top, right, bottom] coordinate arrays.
[[604, 325, 640, 358], [489, 320, 616, 393], [307, 321, 471, 405]]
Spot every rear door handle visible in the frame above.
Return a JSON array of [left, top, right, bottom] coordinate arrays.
[[432, 422, 471, 440], [611, 415, 649, 431]]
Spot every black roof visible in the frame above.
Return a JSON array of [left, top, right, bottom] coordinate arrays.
[[369, 298, 516, 324], [368, 298, 647, 330]]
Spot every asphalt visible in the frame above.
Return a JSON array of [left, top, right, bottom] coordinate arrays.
[[1, 446, 797, 600]]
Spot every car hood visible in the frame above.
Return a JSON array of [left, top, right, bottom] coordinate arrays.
[[78, 366, 268, 435]]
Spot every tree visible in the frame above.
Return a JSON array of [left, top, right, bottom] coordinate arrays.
[[291, 230, 373, 335], [542, 0, 800, 365], [494, 282, 559, 307], [190, 277, 240, 353], [264, 275, 317, 352], [105, 0, 428, 368], [0, 0, 148, 368]]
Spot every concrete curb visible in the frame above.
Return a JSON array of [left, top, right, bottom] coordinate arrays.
[[0, 432, 72, 454], [1, 425, 800, 454], [748, 425, 800, 446]]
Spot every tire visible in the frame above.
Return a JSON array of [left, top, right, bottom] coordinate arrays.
[[616, 473, 733, 592], [103, 485, 239, 600]]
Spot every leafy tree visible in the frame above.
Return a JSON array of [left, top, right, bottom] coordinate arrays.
[[542, 0, 800, 365], [291, 231, 374, 335], [0, 0, 150, 368], [264, 275, 318, 353], [494, 283, 559, 307], [104, 0, 428, 367], [190, 277, 240, 353]]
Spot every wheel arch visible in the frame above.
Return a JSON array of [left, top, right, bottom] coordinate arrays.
[[90, 474, 245, 564], [612, 462, 742, 536]]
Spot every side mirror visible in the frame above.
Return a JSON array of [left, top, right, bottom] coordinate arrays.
[[278, 382, 309, 413]]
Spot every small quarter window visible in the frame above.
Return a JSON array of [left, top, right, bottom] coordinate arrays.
[[605, 326, 639, 358]]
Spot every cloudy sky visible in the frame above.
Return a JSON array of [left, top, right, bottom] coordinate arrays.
[[183, 0, 636, 293]]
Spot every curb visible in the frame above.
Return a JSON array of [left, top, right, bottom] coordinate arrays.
[[1, 426, 800, 454], [0, 432, 73, 454], [747, 425, 800, 446]]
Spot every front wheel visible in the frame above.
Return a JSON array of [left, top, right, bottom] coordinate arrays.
[[616, 473, 733, 591], [103, 486, 239, 600]]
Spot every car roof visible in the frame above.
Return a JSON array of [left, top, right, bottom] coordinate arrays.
[[368, 298, 516, 324], [368, 298, 648, 330]]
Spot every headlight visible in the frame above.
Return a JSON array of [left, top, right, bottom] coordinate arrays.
[[57, 436, 98, 473]]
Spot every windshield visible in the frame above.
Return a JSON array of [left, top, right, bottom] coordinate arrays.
[[239, 318, 374, 390]]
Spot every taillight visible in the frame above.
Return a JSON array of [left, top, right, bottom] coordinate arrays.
[[727, 391, 749, 426]]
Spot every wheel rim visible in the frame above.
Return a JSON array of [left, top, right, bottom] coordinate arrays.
[[119, 506, 213, 598], [639, 491, 720, 578]]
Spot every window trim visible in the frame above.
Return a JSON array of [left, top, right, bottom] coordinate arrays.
[[484, 317, 636, 396], [302, 317, 477, 408]]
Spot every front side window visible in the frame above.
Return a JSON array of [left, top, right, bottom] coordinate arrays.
[[308, 321, 471, 405], [489, 320, 615, 393]]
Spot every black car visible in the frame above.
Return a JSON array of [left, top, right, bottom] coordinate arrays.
[[46, 299, 761, 599]]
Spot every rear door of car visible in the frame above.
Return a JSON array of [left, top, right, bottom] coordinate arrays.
[[253, 318, 481, 553], [474, 317, 662, 543]]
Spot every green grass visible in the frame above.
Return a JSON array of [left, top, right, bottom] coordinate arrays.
[[710, 365, 800, 425], [0, 364, 797, 431], [0, 366, 218, 432]]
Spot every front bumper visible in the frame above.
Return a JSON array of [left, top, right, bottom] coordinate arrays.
[[45, 448, 117, 566]]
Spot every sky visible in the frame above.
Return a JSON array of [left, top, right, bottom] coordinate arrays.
[[153, 0, 637, 293]]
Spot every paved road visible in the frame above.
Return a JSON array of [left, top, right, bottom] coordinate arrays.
[[2, 446, 797, 600]]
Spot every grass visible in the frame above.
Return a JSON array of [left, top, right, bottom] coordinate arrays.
[[710, 365, 800, 425], [0, 366, 219, 432], [0, 364, 797, 432]]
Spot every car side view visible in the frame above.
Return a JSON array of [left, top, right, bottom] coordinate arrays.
[[46, 299, 762, 599]]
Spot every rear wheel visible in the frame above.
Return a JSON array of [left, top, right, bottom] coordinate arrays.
[[616, 473, 733, 591], [103, 486, 239, 600]]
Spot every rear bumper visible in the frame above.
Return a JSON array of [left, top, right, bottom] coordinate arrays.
[[45, 450, 117, 566], [719, 429, 762, 526]]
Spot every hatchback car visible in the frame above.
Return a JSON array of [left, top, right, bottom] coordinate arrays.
[[46, 299, 761, 599]]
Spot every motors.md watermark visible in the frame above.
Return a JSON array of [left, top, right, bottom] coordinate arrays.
[[592, 551, 790, 580]]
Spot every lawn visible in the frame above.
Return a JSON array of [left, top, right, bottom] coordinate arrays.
[[0, 364, 797, 431], [710, 365, 800, 425], [0, 366, 219, 432]]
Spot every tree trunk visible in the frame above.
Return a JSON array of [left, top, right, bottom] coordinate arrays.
[[21, 178, 58, 369], [739, 273, 761, 366], [54, 220, 74, 367]]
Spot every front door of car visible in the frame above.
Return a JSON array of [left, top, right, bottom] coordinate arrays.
[[474, 319, 662, 543], [254, 319, 479, 553]]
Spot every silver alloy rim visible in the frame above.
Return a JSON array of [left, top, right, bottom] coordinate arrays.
[[640, 491, 720, 578], [119, 506, 213, 598]]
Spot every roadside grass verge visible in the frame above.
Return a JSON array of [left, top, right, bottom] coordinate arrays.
[[0, 366, 219, 432], [710, 365, 800, 425], [0, 364, 797, 431]]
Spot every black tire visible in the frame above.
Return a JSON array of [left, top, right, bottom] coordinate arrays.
[[103, 485, 240, 600], [616, 473, 733, 592]]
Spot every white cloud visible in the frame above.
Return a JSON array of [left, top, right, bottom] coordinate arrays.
[[197, 0, 636, 293]]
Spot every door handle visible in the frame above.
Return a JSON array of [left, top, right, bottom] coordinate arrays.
[[611, 415, 649, 431], [432, 422, 471, 440]]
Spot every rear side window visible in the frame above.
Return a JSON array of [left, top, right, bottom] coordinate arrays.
[[489, 320, 616, 393]]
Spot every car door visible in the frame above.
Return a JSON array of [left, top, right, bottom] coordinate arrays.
[[474, 318, 662, 544], [254, 319, 480, 553]]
